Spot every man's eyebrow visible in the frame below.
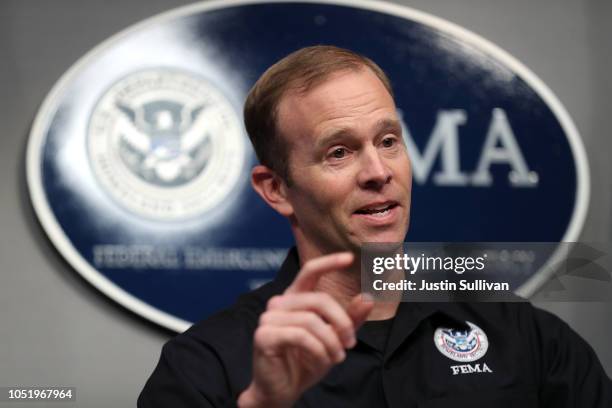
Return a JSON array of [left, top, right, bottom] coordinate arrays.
[[316, 128, 354, 149], [374, 118, 402, 137], [316, 118, 403, 149]]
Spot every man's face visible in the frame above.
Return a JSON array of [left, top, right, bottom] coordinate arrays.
[[276, 68, 412, 254]]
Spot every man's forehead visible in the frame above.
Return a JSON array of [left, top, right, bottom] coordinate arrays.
[[275, 69, 396, 141]]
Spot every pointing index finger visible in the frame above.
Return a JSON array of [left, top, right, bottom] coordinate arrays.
[[287, 252, 354, 294]]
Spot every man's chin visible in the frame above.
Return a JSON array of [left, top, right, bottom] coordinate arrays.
[[352, 231, 407, 246]]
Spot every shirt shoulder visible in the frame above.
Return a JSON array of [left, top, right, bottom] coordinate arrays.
[[484, 302, 612, 406], [138, 279, 284, 407]]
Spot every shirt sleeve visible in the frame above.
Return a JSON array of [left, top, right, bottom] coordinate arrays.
[[533, 308, 612, 407], [138, 333, 239, 408]]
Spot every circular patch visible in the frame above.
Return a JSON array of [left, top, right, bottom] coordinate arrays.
[[434, 321, 489, 362]]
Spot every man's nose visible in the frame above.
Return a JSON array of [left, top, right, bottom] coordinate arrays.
[[357, 147, 392, 190]]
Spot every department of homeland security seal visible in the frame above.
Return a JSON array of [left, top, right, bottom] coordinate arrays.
[[434, 321, 489, 362], [88, 69, 245, 220]]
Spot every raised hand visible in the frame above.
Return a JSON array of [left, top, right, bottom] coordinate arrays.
[[237, 252, 373, 408]]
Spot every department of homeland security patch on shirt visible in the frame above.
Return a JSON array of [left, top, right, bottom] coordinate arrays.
[[434, 321, 489, 362]]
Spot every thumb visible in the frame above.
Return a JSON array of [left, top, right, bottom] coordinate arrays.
[[347, 293, 375, 331]]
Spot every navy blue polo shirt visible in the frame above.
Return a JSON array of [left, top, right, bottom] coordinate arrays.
[[139, 248, 612, 407]]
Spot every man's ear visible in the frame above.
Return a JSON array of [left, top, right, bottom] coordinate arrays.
[[251, 165, 294, 217]]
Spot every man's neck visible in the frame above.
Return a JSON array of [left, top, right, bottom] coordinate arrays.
[[315, 271, 399, 320]]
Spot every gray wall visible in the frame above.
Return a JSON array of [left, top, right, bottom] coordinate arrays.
[[1, 0, 610, 406]]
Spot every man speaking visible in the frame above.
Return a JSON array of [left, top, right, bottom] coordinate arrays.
[[139, 46, 612, 407]]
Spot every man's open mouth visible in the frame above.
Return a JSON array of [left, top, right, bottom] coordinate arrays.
[[354, 202, 398, 217]]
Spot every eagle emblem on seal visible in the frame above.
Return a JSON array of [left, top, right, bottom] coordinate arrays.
[[115, 100, 214, 187]]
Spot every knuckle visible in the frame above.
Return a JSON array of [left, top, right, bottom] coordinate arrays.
[[302, 258, 316, 270], [253, 326, 269, 344], [258, 311, 271, 325], [303, 311, 319, 326], [332, 314, 353, 335], [287, 327, 305, 343], [339, 322, 354, 336], [338, 316, 355, 332], [317, 292, 335, 304], [319, 292, 333, 301], [314, 344, 331, 364], [267, 295, 282, 309]]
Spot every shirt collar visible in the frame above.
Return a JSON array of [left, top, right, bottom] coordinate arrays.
[[275, 246, 301, 288]]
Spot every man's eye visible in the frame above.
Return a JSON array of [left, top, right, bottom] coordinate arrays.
[[382, 137, 396, 148], [331, 147, 347, 159]]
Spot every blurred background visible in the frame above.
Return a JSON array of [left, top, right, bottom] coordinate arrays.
[[1, 0, 610, 406]]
